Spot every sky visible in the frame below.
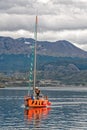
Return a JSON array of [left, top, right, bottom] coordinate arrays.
[[0, 0, 87, 51]]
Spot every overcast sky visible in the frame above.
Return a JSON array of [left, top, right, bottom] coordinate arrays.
[[0, 0, 87, 50]]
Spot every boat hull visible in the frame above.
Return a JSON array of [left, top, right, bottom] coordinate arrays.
[[24, 96, 51, 108]]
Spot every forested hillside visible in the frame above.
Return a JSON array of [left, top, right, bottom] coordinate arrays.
[[0, 54, 87, 87]]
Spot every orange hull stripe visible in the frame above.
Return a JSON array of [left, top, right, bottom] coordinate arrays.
[[25, 99, 50, 108]]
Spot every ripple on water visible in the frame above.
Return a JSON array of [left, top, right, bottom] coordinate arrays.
[[1, 88, 87, 129]]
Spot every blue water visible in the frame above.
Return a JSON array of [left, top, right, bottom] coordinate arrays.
[[0, 87, 87, 130]]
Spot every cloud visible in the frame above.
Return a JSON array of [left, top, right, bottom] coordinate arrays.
[[0, 0, 87, 50]]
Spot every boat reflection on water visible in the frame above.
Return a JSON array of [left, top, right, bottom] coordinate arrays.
[[24, 107, 51, 127]]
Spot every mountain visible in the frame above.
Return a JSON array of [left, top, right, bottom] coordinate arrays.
[[37, 40, 87, 57], [0, 36, 87, 57], [0, 36, 33, 54]]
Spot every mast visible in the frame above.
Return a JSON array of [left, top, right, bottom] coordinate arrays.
[[33, 16, 38, 97]]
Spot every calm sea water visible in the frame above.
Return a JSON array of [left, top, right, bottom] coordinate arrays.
[[0, 87, 87, 130]]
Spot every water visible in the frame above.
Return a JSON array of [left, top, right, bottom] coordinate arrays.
[[0, 87, 87, 130]]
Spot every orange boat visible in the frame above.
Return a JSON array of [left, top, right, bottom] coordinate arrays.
[[24, 95, 51, 108], [24, 16, 51, 108]]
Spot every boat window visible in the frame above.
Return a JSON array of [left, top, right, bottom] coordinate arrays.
[[32, 100, 34, 104], [42, 101, 43, 105], [35, 101, 37, 105]]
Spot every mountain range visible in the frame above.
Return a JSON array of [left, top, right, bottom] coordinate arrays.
[[0, 36, 87, 86], [0, 36, 87, 58]]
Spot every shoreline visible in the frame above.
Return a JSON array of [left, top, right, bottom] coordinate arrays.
[[1, 86, 87, 91]]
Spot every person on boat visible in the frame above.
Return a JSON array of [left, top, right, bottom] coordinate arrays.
[[35, 87, 40, 99]]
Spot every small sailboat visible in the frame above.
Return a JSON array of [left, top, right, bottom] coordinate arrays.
[[24, 16, 51, 108]]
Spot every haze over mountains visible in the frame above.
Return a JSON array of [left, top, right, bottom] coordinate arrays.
[[0, 36, 87, 58]]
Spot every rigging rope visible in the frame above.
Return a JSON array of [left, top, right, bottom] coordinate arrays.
[[28, 44, 35, 95]]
